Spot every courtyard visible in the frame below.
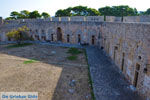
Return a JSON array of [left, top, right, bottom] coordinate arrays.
[[0, 44, 92, 100]]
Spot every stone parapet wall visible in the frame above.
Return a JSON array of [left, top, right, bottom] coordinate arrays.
[[2, 15, 150, 24], [124, 15, 150, 22], [106, 16, 121, 22]]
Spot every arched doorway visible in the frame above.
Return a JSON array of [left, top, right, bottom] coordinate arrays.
[[57, 27, 62, 41]]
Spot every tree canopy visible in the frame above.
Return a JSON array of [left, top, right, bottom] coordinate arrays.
[[29, 11, 41, 18], [55, 6, 100, 17], [6, 10, 50, 20], [144, 8, 150, 15], [41, 12, 50, 18], [5, 5, 150, 20], [98, 5, 138, 16]]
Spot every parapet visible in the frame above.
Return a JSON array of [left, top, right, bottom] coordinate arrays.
[[3, 15, 150, 24]]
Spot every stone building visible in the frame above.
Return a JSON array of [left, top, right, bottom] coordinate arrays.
[[0, 16, 150, 99]]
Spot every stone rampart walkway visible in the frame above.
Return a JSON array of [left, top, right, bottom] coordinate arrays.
[[86, 46, 143, 100]]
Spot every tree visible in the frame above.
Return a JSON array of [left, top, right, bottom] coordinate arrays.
[[55, 6, 100, 17], [7, 26, 31, 44], [98, 6, 113, 16], [71, 6, 100, 16], [20, 10, 30, 18], [10, 11, 21, 19], [144, 8, 150, 15], [5, 17, 15, 20], [41, 12, 50, 18], [55, 8, 72, 17], [98, 5, 138, 17], [87, 8, 101, 16], [29, 11, 41, 18]]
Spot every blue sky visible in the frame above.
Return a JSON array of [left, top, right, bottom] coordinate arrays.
[[0, 0, 149, 18]]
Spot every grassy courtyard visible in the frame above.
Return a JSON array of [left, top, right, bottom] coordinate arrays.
[[0, 44, 92, 100]]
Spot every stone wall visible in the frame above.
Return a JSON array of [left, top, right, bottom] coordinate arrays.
[[106, 16, 121, 22], [86, 16, 104, 22], [0, 18, 150, 99], [124, 16, 150, 22], [0, 21, 101, 45], [100, 22, 150, 99]]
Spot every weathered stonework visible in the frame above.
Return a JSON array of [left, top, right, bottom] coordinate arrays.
[[0, 16, 150, 99]]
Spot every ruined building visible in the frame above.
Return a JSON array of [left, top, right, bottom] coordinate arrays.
[[0, 16, 150, 99]]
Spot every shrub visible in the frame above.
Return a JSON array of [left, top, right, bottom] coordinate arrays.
[[6, 26, 31, 44]]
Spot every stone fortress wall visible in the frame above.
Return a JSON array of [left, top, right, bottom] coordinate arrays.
[[0, 16, 150, 99]]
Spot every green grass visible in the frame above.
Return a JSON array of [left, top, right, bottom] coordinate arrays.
[[67, 47, 82, 55], [23, 59, 38, 64], [67, 55, 77, 60], [6, 43, 33, 49], [67, 48, 83, 61], [84, 49, 96, 100]]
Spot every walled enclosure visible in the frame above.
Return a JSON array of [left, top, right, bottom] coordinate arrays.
[[0, 17, 150, 99]]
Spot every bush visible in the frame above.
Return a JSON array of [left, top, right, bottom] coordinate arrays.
[[7, 26, 31, 44]]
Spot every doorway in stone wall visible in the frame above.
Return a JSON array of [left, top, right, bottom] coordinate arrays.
[[114, 46, 118, 61], [121, 53, 125, 71], [57, 27, 62, 41], [78, 34, 81, 43], [92, 35, 95, 45], [51, 34, 54, 41], [133, 64, 140, 87]]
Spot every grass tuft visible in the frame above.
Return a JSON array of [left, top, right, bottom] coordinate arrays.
[[23, 59, 38, 64], [67, 48, 82, 55], [6, 43, 33, 49], [67, 55, 77, 60]]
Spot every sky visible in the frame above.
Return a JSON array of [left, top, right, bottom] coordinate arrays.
[[0, 0, 149, 18]]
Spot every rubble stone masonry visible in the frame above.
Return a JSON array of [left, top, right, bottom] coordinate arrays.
[[0, 16, 150, 99]]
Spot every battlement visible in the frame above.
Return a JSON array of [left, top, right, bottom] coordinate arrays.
[[3, 15, 150, 25]]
